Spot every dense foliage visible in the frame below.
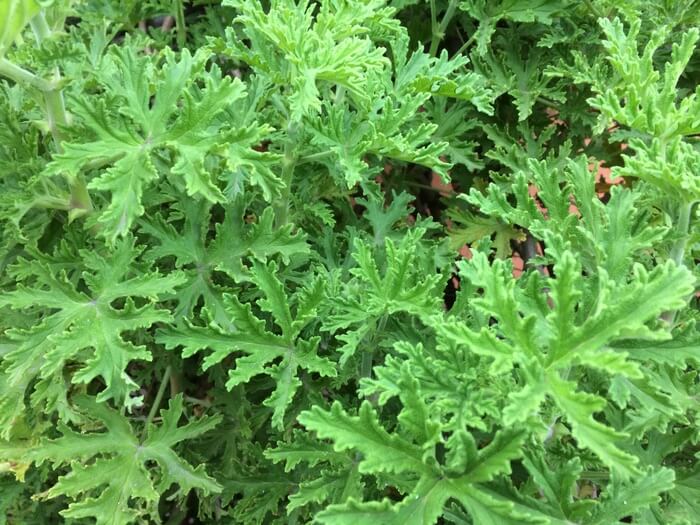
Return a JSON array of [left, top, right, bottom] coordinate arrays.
[[1, 0, 699, 523]]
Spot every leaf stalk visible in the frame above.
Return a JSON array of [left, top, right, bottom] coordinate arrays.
[[142, 365, 172, 439]]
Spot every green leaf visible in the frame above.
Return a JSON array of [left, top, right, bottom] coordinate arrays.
[[0, 0, 39, 58], [299, 401, 426, 475], [1, 395, 220, 525], [300, 393, 530, 524], [434, 240, 695, 477], [548, 375, 639, 478], [46, 47, 248, 241], [447, 208, 525, 259], [141, 197, 309, 327], [265, 430, 348, 472], [315, 498, 400, 525], [326, 227, 444, 363], [226, 0, 391, 120], [0, 237, 185, 435], [460, 0, 570, 55], [158, 262, 335, 430], [587, 467, 675, 525]]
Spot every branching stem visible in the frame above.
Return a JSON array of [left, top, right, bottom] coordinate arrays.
[[429, 0, 460, 56]]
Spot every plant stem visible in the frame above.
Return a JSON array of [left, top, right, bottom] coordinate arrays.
[[27, 11, 93, 214], [274, 122, 300, 227], [29, 10, 52, 40], [0, 59, 52, 91], [404, 180, 456, 194], [184, 395, 212, 408], [30, 13, 68, 146], [454, 33, 477, 57], [143, 366, 172, 438], [661, 201, 694, 325], [275, 150, 297, 226], [360, 314, 388, 380], [170, 369, 183, 396], [429, 0, 460, 56], [430, 0, 438, 43], [297, 150, 334, 166], [523, 233, 547, 277], [360, 350, 374, 380], [175, 0, 187, 49], [580, 470, 610, 481], [670, 202, 692, 267]]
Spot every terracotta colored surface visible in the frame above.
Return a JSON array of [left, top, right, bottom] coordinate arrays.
[[437, 141, 626, 278]]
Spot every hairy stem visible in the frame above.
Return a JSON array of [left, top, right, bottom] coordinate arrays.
[[661, 201, 694, 325], [0, 58, 52, 90], [670, 202, 692, 267], [429, 0, 460, 56], [184, 395, 212, 408], [27, 12, 93, 214], [360, 350, 373, 382], [30, 13, 68, 145]]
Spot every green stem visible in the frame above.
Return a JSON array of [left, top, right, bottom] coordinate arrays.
[[580, 470, 610, 481], [404, 180, 456, 194], [360, 315, 388, 380], [536, 96, 563, 111], [429, 0, 438, 42], [429, 0, 460, 56], [27, 12, 93, 214], [29, 10, 52, 40], [170, 368, 183, 396], [661, 201, 694, 325], [142, 366, 172, 438], [30, 13, 68, 146], [274, 122, 300, 226], [42, 87, 69, 144], [275, 152, 297, 226], [0, 58, 52, 90], [670, 202, 692, 267], [454, 33, 476, 57], [360, 350, 374, 380], [175, 0, 187, 48], [297, 150, 335, 166]]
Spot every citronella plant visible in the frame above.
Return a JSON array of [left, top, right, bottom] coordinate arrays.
[[0, 0, 698, 523]]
